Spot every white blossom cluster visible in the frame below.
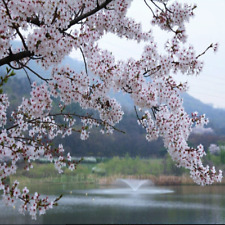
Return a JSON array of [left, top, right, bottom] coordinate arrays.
[[208, 144, 220, 155], [0, 0, 222, 219]]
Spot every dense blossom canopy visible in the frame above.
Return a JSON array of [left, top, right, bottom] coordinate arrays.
[[0, 0, 222, 219]]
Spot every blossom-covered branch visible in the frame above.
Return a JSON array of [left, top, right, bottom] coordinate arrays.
[[0, 0, 222, 220]]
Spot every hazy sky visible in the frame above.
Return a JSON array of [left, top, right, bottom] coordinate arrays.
[[70, 0, 225, 108]]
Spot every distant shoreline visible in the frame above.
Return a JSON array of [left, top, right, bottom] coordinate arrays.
[[98, 174, 196, 186], [10, 174, 225, 187]]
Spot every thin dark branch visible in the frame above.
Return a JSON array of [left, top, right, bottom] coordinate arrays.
[[27, 0, 113, 30], [14, 26, 28, 51], [144, 0, 155, 17], [75, 3, 85, 18], [122, 85, 133, 94], [22, 67, 32, 86], [2, 0, 28, 50], [79, 47, 89, 76], [51, 7, 58, 25], [171, 44, 214, 68], [0, 50, 33, 66], [163, 2, 173, 13], [196, 43, 213, 59], [134, 106, 143, 125], [6, 118, 38, 132], [146, 0, 177, 34], [26, 16, 43, 27], [166, 19, 177, 33], [65, 0, 113, 30], [150, 0, 163, 11], [122, 87, 132, 94], [96, 0, 100, 8], [49, 112, 126, 134], [30, 55, 44, 60], [8, 62, 23, 70], [1, 1, 113, 68], [4, 111, 125, 134], [2, 0, 11, 17], [143, 65, 161, 77], [151, 107, 157, 120], [18, 62, 52, 82]]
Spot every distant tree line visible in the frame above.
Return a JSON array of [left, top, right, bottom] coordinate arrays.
[[4, 77, 225, 158]]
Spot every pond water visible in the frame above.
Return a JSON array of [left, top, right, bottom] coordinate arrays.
[[1, 182, 225, 224]]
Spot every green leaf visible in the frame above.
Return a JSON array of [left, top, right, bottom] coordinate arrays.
[[9, 70, 16, 77], [35, 40, 42, 49]]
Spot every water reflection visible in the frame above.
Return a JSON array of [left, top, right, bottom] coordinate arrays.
[[1, 184, 225, 224], [56, 187, 221, 211], [74, 187, 174, 195]]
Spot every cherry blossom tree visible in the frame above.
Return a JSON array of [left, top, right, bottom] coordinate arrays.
[[208, 144, 220, 155], [0, 0, 222, 219]]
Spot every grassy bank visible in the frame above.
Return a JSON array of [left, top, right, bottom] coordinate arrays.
[[9, 154, 225, 187], [10, 162, 98, 188], [98, 174, 195, 186], [10, 172, 195, 188]]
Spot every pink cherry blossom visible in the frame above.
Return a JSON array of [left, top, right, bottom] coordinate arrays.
[[0, 0, 222, 220]]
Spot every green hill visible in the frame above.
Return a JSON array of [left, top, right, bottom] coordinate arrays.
[[1, 53, 225, 157]]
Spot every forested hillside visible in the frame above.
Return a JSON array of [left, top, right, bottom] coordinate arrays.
[[2, 72, 225, 158], [1, 53, 225, 157]]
